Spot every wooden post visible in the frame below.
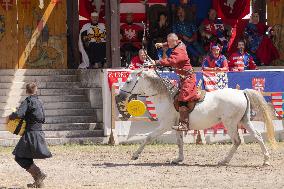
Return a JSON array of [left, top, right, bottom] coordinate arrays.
[[108, 85, 119, 145], [105, 0, 121, 68], [196, 130, 206, 144], [105, 0, 111, 68], [66, 0, 80, 68], [110, 0, 121, 68]]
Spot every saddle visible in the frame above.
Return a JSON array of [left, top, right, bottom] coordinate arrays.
[[173, 90, 206, 112]]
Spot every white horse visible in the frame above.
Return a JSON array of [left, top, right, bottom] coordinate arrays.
[[118, 69, 276, 166]]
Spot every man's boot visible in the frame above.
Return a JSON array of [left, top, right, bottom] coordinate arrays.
[[172, 106, 190, 131], [26, 164, 47, 188]]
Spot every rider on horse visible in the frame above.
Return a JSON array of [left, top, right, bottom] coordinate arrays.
[[154, 33, 200, 131]]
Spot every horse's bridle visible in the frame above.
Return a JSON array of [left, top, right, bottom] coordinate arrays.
[[119, 71, 158, 98]]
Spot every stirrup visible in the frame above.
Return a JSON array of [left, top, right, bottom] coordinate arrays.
[[172, 122, 189, 131]]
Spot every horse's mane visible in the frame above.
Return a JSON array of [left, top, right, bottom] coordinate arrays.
[[143, 69, 178, 99]]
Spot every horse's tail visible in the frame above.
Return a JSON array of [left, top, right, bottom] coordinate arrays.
[[243, 89, 277, 146]]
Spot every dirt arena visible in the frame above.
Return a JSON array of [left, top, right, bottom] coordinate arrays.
[[0, 143, 284, 189]]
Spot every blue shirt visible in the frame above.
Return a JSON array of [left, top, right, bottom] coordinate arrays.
[[202, 54, 227, 68], [173, 21, 197, 38]]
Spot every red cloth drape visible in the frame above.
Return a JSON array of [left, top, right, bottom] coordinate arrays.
[[212, 0, 250, 21]]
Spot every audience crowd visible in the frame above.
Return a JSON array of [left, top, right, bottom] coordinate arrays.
[[79, 6, 279, 71]]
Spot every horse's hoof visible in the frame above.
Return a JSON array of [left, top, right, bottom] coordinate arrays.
[[168, 159, 183, 165], [218, 161, 228, 166], [263, 161, 271, 166], [131, 156, 138, 160]]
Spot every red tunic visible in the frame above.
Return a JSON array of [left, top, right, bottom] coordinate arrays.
[[120, 23, 143, 49], [159, 42, 199, 102]]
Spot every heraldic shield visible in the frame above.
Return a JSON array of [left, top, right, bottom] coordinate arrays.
[[6, 118, 26, 136]]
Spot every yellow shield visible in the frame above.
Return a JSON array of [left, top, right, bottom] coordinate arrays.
[[126, 100, 146, 117], [6, 119, 26, 136]]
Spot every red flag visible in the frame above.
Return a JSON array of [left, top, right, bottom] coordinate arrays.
[[252, 78, 265, 92], [1, 0, 14, 11], [107, 71, 131, 92], [212, 0, 250, 20]]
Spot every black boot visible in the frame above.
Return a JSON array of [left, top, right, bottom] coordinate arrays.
[[26, 164, 47, 188], [172, 106, 190, 131]]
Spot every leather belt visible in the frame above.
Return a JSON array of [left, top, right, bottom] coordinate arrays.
[[178, 68, 194, 79]]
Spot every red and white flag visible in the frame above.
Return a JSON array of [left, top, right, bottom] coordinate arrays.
[[120, 0, 167, 23], [252, 77, 265, 92], [203, 72, 228, 92], [271, 92, 284, 119], [108, 71, 131, 93]]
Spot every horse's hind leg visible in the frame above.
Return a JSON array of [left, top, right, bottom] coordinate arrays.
[[170, 131, 184, 164], [242, 120, 270, 165], [218, 121, 241, 165], [131, 127, 168, 160]]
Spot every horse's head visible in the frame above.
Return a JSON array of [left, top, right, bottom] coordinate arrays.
[[118, 69, 159, 100]]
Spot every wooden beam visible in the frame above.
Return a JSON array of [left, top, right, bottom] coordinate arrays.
[[105, 0, 111, 68], [105, 0, 121, 68], [66, 0, 80, 68]]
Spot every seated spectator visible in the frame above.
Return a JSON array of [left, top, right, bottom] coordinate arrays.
[[228, 40, 257, 71], [244, 12, 279, 66], [128, 49, 152, 70], [148, 13, 171, 59], [120, 13, 143, 65], [169, 0, 197, 23], [173, 6, 204, 66], [202, 45, 228, 71], [199, 9, 231, 55], [78, 12, 106, 69]]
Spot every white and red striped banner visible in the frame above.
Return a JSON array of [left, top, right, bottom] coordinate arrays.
[[120, 0, 167, 23], [271, 92, 284, 118]]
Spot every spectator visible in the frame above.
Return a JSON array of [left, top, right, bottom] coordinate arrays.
[[78, 12, 106, 69], [202, 45, 228, 71], [149, 13, 171, 60], [173, 7, 204, 66], [244, 12, 279, 66], [228, 40, 257, 71], [128, 49, 151, 70], [169, 0, 197, 23], [120, 13, 143, 65], [199, 9, 231, 54]]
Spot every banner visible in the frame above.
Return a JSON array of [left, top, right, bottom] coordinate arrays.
[[203, 72, 228, 92], [271, 93, 284, 118]]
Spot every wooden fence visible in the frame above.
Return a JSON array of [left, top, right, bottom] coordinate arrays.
[[0, 0, 67, 69], [267, 0, 284, 65]]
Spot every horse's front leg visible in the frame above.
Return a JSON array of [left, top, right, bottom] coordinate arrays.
[[131, 127, 168, 160], [170, 131, 184, 164]]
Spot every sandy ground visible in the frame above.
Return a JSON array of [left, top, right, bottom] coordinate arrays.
[[0, 143, 284, 189]]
